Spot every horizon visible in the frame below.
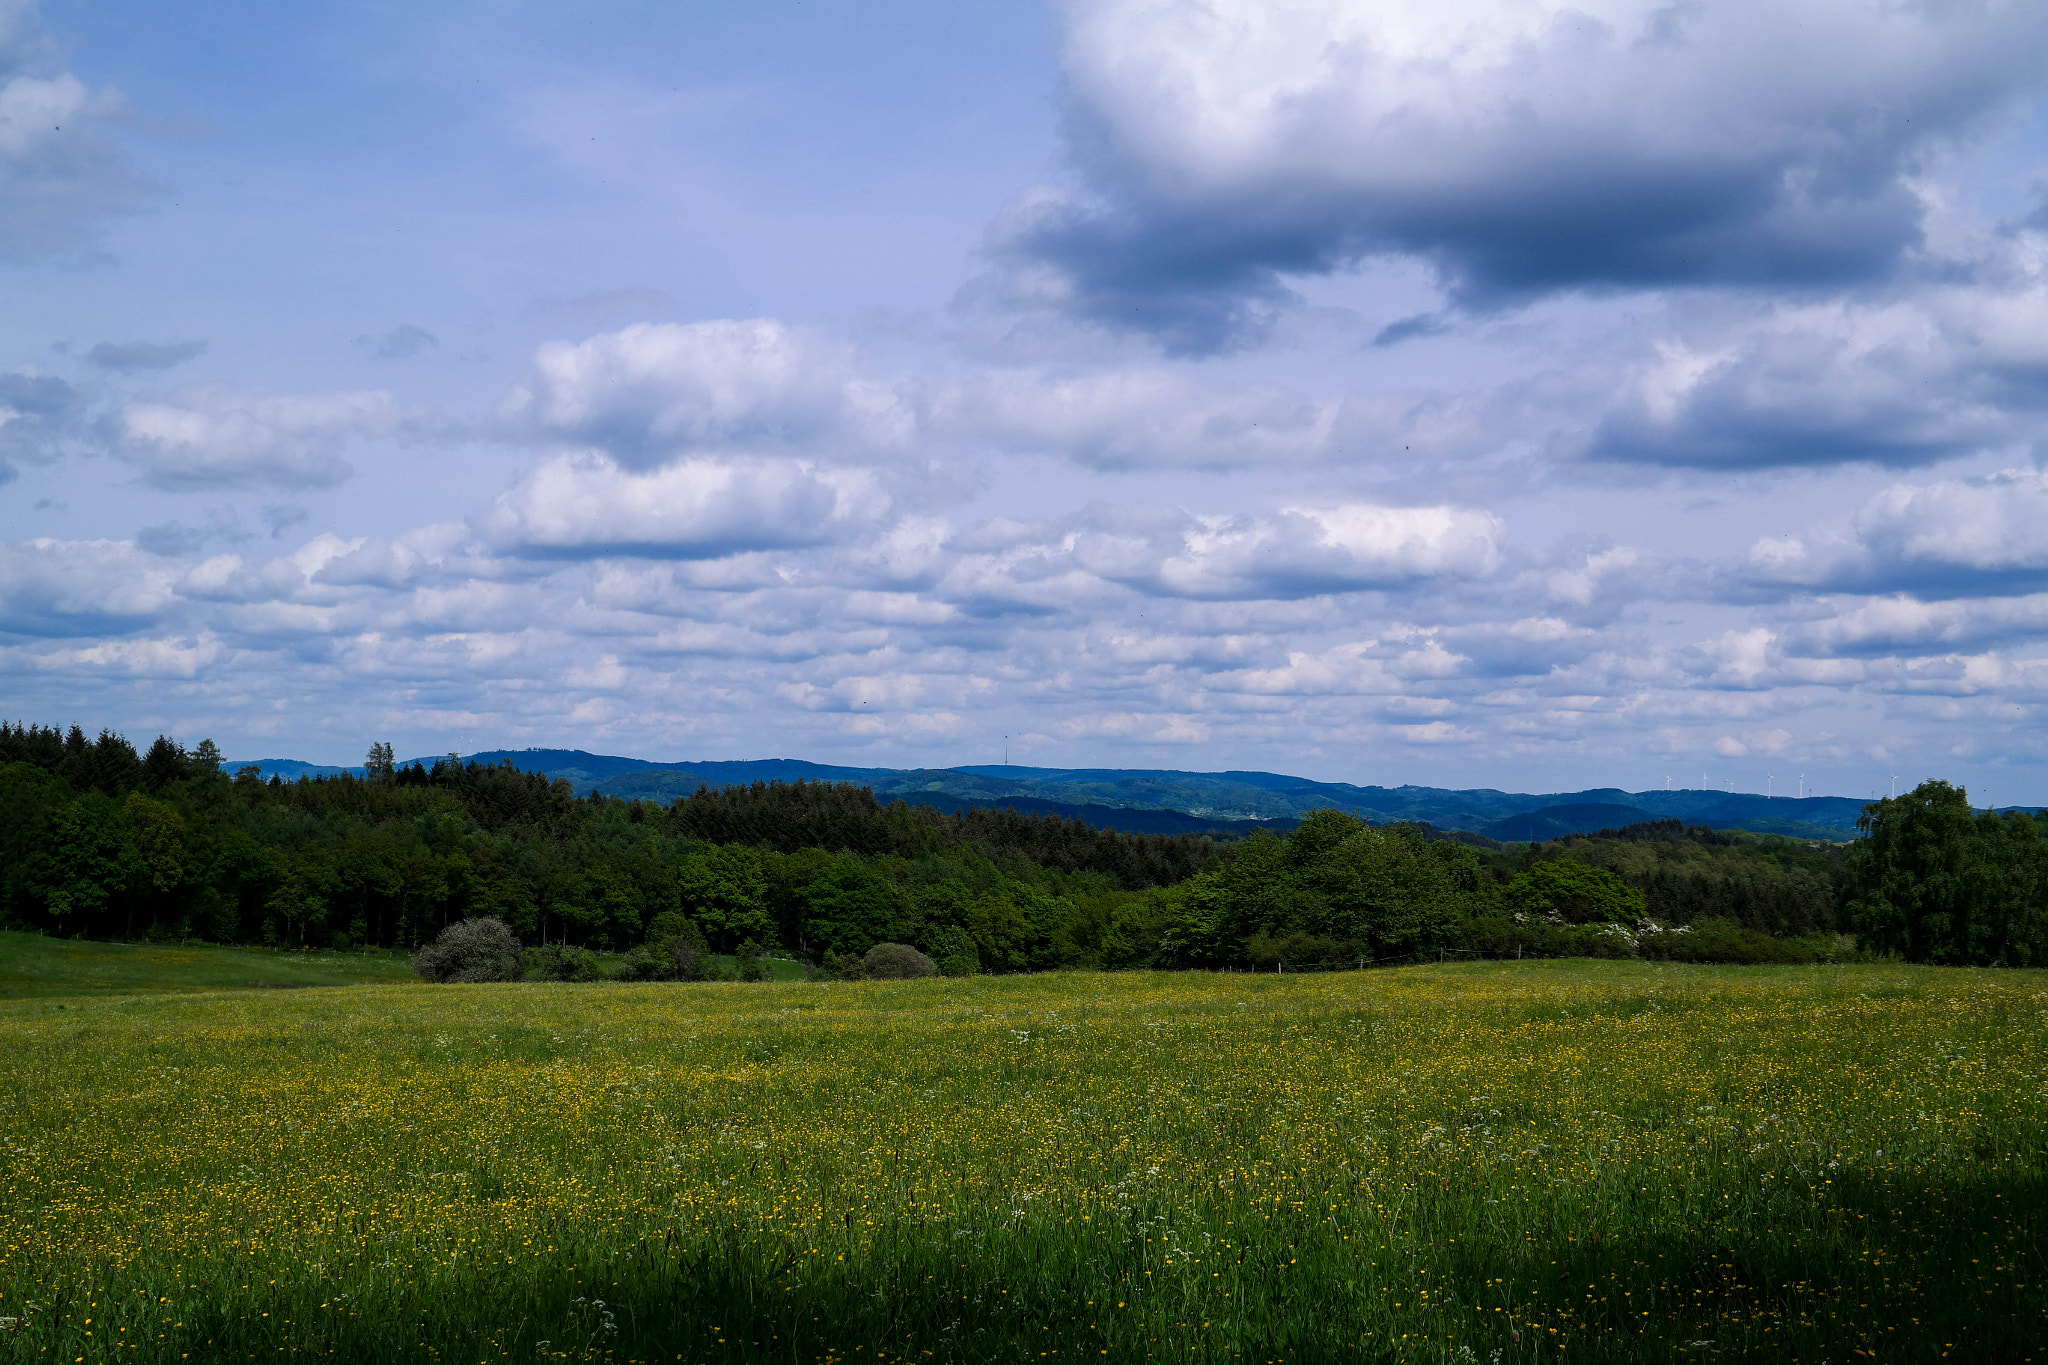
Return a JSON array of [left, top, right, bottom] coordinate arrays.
[[8, 2, 2048, 801], [214, 741, 1940, 806]]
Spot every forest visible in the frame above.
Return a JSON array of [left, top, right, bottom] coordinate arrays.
[[1, 722, 2037, 970]]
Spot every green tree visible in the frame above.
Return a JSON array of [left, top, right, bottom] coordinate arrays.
[[964, 891, 1036, 972], [30, 793, 143, 936], [799, 855, 902, 957], [677, 844, 775, 950], [1497, 860, 1647, 925], [1842, 780, 2048, 965]]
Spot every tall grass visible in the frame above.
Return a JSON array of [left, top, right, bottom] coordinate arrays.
[[1, 961, 2042, 1362]]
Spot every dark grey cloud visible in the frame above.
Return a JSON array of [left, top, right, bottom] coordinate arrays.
[[87, 338, 207, 370], [979, 0, 2048, 352]]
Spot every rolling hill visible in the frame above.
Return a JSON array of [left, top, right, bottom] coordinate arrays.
[[226, 748, 1891, 840]]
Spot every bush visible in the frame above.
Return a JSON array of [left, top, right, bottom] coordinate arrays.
[[864, 942, 937, 979], [412, 917, 523, 983], [1639, 918, 1846, 964], [640, 912, 709, 981], [523, 943, 601, 982], [1245, 930, 1367, 969], [819, 947, 867, 980]]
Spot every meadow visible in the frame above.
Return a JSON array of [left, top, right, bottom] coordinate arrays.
[[0, 932, 420, 998], [1, 962, 2042, 1363]]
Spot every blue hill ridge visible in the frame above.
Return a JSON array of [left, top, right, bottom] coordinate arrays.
[[216, 747, 1934, 841]]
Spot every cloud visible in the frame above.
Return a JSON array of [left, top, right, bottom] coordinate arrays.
[[1588, 274, 2048, 469], [86, 337, 207, 371], [977, 0, 2048, 350], [0, 2, 144, 257], [498, 321, 1392, 473], [497, 320, 912, 467], [1744, 470, 2048, 597], [0, 367, 79, 473], [261, 503, 310, 539], [1067, 500, 1503, 599], [113, 387, 433, 488], [474, 452, 891, 559], [135, 506, 250, 558], [0, 538, 175, 636], [935, 365, 1339, 469], [1781, 593, 2048, 659], [364, 324, 437, 360]]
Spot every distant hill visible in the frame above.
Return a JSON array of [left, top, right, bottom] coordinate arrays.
[[225, 747, 1893, 841], [1482, 803, 1660, 841]]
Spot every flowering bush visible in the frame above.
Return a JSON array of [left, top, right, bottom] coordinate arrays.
[[411, 917, 523, 983]]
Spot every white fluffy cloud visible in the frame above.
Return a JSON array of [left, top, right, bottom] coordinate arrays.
[[1067, 502, 1503, 599], [0, 538, 177, 635], [982, 0, 2048, 348], [474, 453, 891, 559], [114, 388, 432, 489], [1745, 469, 2048, 595], [497, 320, 914, 467]]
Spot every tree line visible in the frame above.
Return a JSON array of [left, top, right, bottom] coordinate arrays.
[[2, 723, 2033, 969]]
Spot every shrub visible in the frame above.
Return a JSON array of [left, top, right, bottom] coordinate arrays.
[[523, 943, 601, 982], [864, 942, 937, 979], [1245, 930, 1367, 970], [818, 948, 866, 980], [640, 912, 709, 981], [412, 917, 523, 983]]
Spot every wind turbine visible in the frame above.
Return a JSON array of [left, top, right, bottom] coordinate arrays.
[[1890, 773, 1899, 798], [1797, 774, 1805, 800], [1767, 774, 1774, 799]]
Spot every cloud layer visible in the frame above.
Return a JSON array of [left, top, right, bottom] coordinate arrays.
[[9, 0, 2048, 799]]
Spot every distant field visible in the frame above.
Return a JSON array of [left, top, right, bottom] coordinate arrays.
[[1, 962, 2042, 1363], [0, 933, 809, 997], [0, 930, 421, 998]]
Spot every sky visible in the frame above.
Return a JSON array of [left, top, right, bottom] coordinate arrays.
[[4, 0, 2048, 800]]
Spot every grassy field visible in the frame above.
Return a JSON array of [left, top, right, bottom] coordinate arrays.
[[0, 962, 2042, 1363], [0, 931, 421, 998], [0, 933, 808, 997]]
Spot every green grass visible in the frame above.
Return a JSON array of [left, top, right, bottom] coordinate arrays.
[[0, 930, 422, 998], [0, 961, 2042, 1363], [589, 951, 814, 983]]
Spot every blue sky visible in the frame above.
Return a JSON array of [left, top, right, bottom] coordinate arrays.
[[5, 0, 2048, 800]]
